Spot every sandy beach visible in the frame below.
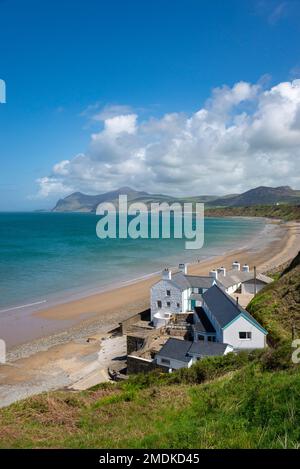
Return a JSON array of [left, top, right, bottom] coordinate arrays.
[[0, 220, 299, 407]]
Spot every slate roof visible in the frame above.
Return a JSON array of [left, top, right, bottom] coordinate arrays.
[[217, 270, 273, 289], [167, 272, 221, 291], [156, 338, 230, 363], [202, 284, 267, 333], [156, 338, 192, 363], [152, 270, 272, 292], [189, 341, 230, 357], [193, 307, 216, 333]]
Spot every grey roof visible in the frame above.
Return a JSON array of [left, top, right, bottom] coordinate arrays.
[[170, 272, 191, 290], [156, 338, 230, 363], [202, 285, 267, 333], [170, 272, 221, 291], [217, 270, 273, 289], [194, 307, 216, 333], [156, 338, 192, 362], [189, 341, 230, 357]]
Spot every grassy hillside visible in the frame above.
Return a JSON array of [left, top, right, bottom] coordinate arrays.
[[248, 251, 300, 345], [205, 204, 300, 221], [0, 359, 299, 449], [0, 254, 299, 449]]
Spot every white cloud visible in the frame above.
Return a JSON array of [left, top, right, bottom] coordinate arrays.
[[36, 79, 300, 198], [35, 177, 73, 198]]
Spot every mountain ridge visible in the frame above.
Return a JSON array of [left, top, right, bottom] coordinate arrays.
[[52, 185, 300, 212]]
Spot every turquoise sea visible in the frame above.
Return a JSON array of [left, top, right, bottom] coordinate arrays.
[[0, 212, 267, 311]]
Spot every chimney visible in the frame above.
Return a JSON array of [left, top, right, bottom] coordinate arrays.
[[209, 269, 218, 280], [242, 264, 250, 272], [236, 297, 239, 306], [178, 263, 188, 275], [217, 266, 226, 277], [232, 261, 240, 271], [162, 268, 172, 280]]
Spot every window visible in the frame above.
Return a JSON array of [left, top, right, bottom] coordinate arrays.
[[177, 303, 180, 308], [157, 300, 162, 308], [166, 301, 171, 308], [239, 332, 252, 340], [161, 358, 170, 365], [166, 289, 171, 296], [198, 335, 205, 341], [198, 288, 203, 294]]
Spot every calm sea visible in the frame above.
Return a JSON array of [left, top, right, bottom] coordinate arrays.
[[0, 212, 266, 311]]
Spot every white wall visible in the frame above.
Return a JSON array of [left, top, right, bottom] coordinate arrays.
[[222, 315, 266, 349], [150, 280, 182, 321], [156, 355, 193, 370], [182, 288, 190, 312], [242, 281, 266, 295], [226, 283, 241, 295]]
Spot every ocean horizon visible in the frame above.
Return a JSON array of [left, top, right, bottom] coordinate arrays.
[[0, 212, 270, 313]]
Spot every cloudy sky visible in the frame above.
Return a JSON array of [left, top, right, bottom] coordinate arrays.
[[1, 0, 300, 209]]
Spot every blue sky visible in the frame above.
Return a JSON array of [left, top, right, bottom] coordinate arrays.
[[0, 0, 300, 210]]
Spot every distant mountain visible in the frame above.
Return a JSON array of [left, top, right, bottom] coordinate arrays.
[[210, 186, 300, 207], [52, 187, 148, 212], [52, 185, 300, 212]]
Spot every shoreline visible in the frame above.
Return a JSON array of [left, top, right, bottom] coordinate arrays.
[[4, 219, 300, 359], [0, 217, 272, 350], [0, 215, 268, 317]]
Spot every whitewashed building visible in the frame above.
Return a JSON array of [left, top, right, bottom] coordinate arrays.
[[150, 265, 219, 327], [213, 262, 273, 295], [151, 263, 268, 364], [200, 284, 267, 350]]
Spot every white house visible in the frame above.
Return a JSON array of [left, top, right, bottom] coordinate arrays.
[[213, 262, 273, 295], [150, 264, 219, 327], [200, 284, 267, 349], [156, 338, 233, 371], [151, 263, 268, 361]]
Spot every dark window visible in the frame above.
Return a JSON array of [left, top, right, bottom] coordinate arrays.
[[207, 336, 213, 342], [239, 331, 252, 339], [198, 288, 203, 294], [198, 335, 205, 341], [166, 301, 171, 308], [157, 300, 162, 308], [177, 303, 180, 308], [161, 358, 170, 365], [166, 290, 171, 296]]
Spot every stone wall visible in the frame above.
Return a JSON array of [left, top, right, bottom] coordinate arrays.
[[127, 335, 146, 355], [120, 309, 151, 334], [127, 355, 168, 374]]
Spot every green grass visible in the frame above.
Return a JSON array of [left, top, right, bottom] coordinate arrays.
[[0, 361, 300, 448], [247, 252, 300, 345]]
